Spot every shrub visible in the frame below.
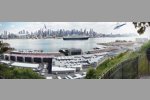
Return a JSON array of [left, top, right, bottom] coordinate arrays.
[[0, 64, 44, 79], [85, 68, 98, 79]]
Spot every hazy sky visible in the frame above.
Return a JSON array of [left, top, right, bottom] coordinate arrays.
[[0, 22, 149, 37]]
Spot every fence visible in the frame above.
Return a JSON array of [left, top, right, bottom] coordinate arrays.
[[101, 52, 150, 79], [101, 56, 139, 79], [138, 53, 150, 77]]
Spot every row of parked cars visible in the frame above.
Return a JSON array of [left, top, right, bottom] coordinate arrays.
[[46, 72, 87, 79]]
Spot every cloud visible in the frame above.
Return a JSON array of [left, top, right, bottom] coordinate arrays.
[[0, 22, 141, 36]]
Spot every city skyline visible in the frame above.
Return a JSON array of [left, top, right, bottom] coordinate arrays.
[[0, 22, 149, 79], [1, 22, 150, 38], [0, 22, 137, 34]]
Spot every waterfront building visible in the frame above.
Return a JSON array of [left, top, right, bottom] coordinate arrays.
[[1, 50, 57, 73], [59, 48, 83, 56]]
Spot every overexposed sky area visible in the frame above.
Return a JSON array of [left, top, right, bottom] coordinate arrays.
[[0, 22, 150, 37]]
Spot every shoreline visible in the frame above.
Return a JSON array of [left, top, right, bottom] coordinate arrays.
[[1, 37, 137, 53], [0, 36, 135, 40], [97, 40, 135, 46]]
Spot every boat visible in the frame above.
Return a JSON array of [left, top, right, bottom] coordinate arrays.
[[63, 35, 89, 40]]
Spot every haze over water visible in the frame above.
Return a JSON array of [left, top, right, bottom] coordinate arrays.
[[2, 37, 137, 52]]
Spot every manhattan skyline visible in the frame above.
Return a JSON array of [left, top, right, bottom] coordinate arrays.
[[0, 22, 136, 33], [0, 22, 150, 38]]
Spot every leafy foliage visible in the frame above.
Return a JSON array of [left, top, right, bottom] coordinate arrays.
[[136, 41, 150, 76], [133, 22, 150, 34], [85, 68, 98, 79], [139, 40, 150, 53], [86, 40, 150, 79], [0, 41, 44, 79], [96, 52, 131, 77], [85, 52, 131, 79], [0, 41, 13, 54], [0, 64, 44, 79]]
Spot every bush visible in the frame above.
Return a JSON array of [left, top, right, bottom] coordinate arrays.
[[85, 68, 98, 79], [0, 64, 44, 79], [139, 40, 150, 53], [95, 52, 130, 77]]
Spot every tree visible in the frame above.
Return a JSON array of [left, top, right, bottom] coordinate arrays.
[[133, 22, 150, 34], [85, 68, 98, 79], [0, 41, 13, 54], [0, 42, 44, 79], [0, 64, 44, 79]]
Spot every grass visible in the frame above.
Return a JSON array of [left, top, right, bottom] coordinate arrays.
[[96, 51, 133, 77], [85, 51, 133, 79], [86, 41, 150, 79], [139, 40, 150, 53], [138, 53, 149, 75], [137, 40, 150, 76]]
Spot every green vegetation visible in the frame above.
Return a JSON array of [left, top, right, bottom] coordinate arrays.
[[86, 51, 132, 79], [133, 22, 150, 34], [137, 41, 150, 75], [0, 41, 44, 79], [0, 64, 44, 79], [85, 68, 98, 79], [96, 52, 130, 77], [86, 40, 150, 79], [139, 41, 150, 53], [0, 41, 14, 54]]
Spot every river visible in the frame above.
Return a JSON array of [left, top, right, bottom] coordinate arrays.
[[2, 37, 137, 52]]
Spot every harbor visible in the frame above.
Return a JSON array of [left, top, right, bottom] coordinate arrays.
[[0, 37, 146, 79], [2, 37, 137, 52]]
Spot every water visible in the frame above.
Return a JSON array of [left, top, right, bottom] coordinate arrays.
[[2, 37, 137, 52]]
